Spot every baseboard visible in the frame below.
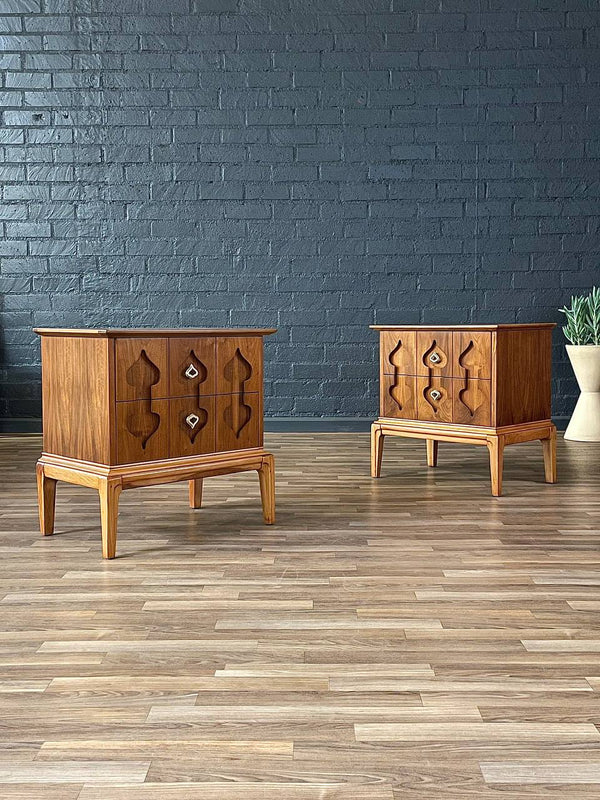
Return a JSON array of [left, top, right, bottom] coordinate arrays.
[[0, 416, 570, 434], [265, 416, 374, 432], [0, 418, 43, 434]]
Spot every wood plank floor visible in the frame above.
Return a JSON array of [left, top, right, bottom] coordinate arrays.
[[0, 432, 599, 799]]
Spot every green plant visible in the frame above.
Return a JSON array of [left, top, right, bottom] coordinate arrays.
[[559, 286, 600, 345]]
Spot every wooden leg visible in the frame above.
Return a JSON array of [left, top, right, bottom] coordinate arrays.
[[542, 426, 557, 484], [371, 424, 385, 478], [98, 479, 122, 559], [189, 478, 203, 509], [487, 436, 504, 497], [426, 439, 438, 468], [258, 454, 275, 525], [36, 462, 57, 536]]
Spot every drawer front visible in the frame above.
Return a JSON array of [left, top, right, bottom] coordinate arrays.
[[169, 396, 216, 458], [417, 331, 453, 377], [381, 374, 416, 419], [116, 338, 169, 401], [217, 337, 263, 395], [169, 338, 216, 398], [453, 377, 491, 426], [116, 398, 169, 463], [453, 331, 491, 380], [381, 330, 415, 376], [416, 377, 453, 423], [216, 392, 261, 452]]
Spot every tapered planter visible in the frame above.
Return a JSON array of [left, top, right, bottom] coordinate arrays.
[[565, 345, 600, 441]]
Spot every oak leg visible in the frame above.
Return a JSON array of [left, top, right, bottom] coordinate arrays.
[[426, 439, 438, 468], [258, 454, 275, 525], [371, 424, 385, 478], [98, 479, 122, 559], [542, 426, 557, 484], [487, 436, 505, 497], [189, 478, 203, 509], [36, 463, 57, 536]]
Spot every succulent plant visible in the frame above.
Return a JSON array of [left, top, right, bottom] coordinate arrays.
[[559, 286, 600, 346]]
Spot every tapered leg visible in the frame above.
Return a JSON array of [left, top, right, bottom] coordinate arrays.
[[189, 478, 203, 509], [426, 439, 438, 468], [487, 436, 504, 497], [542, 426, 557, 484], [98, 479, 122, 559], [371, 424, 385, 478], [258, 454, 275, 525], [36, 463, 57, 536]]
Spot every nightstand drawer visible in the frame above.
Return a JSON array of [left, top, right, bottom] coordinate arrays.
[[216, 392, 261, 452], [381, 330, 416, 376], [115, 338, 169, 401], [169, 395, 216, 458], [417, 331, 453, 377], [454, 331, 491, 380], [116, 398, 169, 463], [453, 377, 491, 426], [217, 337, 263, 395], [416, 377, 453, 422], [381, 374, 416, 419], [169, 338, 216, 397]]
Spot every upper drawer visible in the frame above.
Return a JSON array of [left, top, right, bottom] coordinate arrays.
[[216, 336, 263, 395], [115, 338, 169, 402], [381, 330, 416, 375], [169, 337, 216, 397]]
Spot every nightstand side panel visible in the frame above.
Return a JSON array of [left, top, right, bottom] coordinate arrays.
[[41, 335, 112, 464]]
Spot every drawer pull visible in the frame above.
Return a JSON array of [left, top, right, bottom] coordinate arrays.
[[429, 389, 442, 401], [185, 413, 200, 429], [184, 363, 199, 379], [429, 351, 441, 364]]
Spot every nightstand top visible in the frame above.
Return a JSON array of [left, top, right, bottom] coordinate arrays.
[[34, 327, 277, 338], [370, 323, 556, 331]]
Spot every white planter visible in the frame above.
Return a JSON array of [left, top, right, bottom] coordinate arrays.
[[564, 344, 600, 442]]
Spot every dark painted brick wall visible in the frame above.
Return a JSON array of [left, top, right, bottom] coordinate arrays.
[[1, 0, 599, 420]]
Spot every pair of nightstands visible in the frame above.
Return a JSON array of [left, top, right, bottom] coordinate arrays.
[[35, 323, 557, 559]]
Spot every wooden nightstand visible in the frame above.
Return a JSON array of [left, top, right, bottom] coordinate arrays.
[[35, 328, 276, 558], [370, 324, 557, 496]]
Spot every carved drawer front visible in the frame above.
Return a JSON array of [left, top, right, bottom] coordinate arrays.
[[169, 396, 216, 458], [417, 331, 453, 378], [216, 392, 261, 452], [453, 331, 491, 380], [116, 399, 169, 464], [116, 338, 168, 402], [381, 330, 416, 376], [416, 377, 453, 423], [217, 337, 263, 395], [453, 377, 491, 426], [381, 374, 416, 419], [169, 338, 216, 398]]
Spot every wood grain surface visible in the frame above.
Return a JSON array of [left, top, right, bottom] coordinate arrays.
[[2, 432, 600, 799]]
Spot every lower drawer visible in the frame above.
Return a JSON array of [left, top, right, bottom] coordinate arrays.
[[116, 393, 261, 463], [381, 376, 491, 426]]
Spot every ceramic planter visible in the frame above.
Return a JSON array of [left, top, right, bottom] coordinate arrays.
[[564, 344, 600, 441]]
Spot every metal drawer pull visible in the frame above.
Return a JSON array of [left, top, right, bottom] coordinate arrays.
[[185, 413, 200, 429], [430, 389, 442, 401], [185, 363, 199, 379], [429, 352, 441, 364]]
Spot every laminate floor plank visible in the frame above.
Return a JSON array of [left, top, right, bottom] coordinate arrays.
[[1, 433, 599, 799]]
